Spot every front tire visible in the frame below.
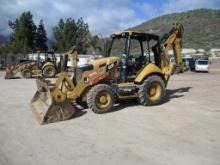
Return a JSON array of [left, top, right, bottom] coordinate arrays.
[[138, 75, 165, 106], [22, 69, 32, 78], [87, 84, 115, 114]]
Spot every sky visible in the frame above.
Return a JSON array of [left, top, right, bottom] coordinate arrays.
[[0, 0, 220, 37]]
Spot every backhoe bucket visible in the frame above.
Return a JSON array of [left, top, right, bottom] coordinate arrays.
[[30, 78, 76, 124]]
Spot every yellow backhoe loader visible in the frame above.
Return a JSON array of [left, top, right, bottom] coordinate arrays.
[[31, 22, 184, 124], [5, 50, 77, 79]]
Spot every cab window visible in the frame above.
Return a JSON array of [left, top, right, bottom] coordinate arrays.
[[110, 38, 127, 57], [129, 39, 142, 58]]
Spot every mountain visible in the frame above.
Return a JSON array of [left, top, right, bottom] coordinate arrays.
[[130, 8, 220, 49]]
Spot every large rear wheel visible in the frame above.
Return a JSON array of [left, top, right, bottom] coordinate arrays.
[[138, 75, 165, 106], [87, 84, 115, 114], [42, 65, 56, 78]]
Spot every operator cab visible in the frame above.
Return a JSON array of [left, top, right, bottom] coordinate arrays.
[[45, 51, 56, 63], [108, 31, 160, 82], [37, 51, 57, 68]]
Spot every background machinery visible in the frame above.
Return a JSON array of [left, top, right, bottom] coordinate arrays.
[[5, 50, 77, 79], [31, 22, 184, 124]]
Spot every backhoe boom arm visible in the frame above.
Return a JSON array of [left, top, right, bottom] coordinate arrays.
[[160, 22, 184, 74]]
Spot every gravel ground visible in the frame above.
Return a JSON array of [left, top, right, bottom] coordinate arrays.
[[0, 71, 220, 165]]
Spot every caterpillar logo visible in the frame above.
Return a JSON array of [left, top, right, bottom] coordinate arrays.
[[107, 63, 114, 71]]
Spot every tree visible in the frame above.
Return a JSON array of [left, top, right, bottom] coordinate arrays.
[[86, 34, 103, 55], [36, 20, 48, 51], [52, 17, 89, 53], [8, 11, 36, 54], [52, 19, 65, 52], [75, 17, 90, 54], [0, 44, 7, 61]]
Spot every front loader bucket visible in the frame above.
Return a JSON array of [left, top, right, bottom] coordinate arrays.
[[5, 65, 16, 79], [5, 71, 15, 79], [30, 78, 76, 124]]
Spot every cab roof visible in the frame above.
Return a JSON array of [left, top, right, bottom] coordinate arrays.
[[111, 30, 159, 41]]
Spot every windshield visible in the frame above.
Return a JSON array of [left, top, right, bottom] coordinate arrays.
[[197, 60, 208, 65], [110, 37, 127, 57]]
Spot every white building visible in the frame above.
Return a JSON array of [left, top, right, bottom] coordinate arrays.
[[27, 53, 98, 67], [197, 49, 205, 53], [168, 48, 197, 56], [210, 49, 220, 57]]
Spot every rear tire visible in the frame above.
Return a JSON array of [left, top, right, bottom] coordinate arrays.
[[22, 69, 32, 78], [138, 75, 165, 106], [42, 65, 56, 78], [87, 84, 115, 114]]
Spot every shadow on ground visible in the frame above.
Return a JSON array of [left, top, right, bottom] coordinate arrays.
[[71, 102, 88, 119], [111, 99, 138, 113], [72, 86, 192, 118], [73, 99, 138, 117], [4, 76, 21, 79], [111, 86, 193, 111], [162, 86, 192, 104]]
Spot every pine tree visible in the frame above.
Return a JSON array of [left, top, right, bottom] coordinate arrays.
[[8, 11, 36, 54], [75, 17, 89, 53], [89, 35, 103, 54], [52, 19, 65, 52], [36, 20, 48, 51], [52, 17, 89, 53]]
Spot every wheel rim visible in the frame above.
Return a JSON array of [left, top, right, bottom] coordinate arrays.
[[47, 68, 54, 77], [96, 92, 111, 109], [25, 71, 31, 78], [148, 83, 162, 101]]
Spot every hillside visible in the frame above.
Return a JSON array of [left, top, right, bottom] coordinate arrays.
[[130, 8, 220, 49]]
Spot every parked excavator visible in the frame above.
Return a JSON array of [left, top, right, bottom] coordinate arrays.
[[31, 22, 184, 124], [5, 50, 77, 79]]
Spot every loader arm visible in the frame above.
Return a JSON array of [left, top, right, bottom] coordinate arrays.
[[159, 22, 184, 74], [30, 47, 79, 124], [67, 47, 78, 67], [61, 47, 78, 72]]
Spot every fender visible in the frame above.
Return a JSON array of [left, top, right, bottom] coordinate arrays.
[[134, 63, 165, 83], [42, 62, 56, 70]]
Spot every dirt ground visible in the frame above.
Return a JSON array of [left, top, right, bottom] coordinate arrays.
[[0, 71, 220, 165]]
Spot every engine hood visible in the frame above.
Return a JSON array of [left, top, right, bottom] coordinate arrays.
[[90, 56, 120, 68]]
